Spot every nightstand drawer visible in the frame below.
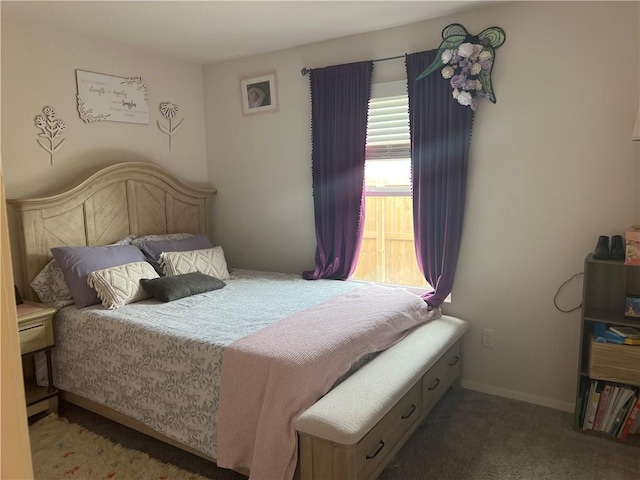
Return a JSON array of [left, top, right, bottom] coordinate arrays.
[[19, 323, 48, 354], [16, 302, 58, 417], [18, 313, 54, 356]]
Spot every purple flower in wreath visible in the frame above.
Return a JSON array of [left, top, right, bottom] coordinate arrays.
[[450, 75, 466, 89], [464, 79, 478, 91]]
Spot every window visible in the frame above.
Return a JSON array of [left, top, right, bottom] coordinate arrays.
[[351, 81, 428, 288]]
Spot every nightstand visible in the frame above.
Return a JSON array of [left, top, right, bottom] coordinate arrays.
[[16, 301, 58, 417]]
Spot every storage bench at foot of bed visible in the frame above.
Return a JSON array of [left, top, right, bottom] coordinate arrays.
[[295, 315, 468, 480]]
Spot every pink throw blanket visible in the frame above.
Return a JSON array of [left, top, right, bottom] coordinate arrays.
[[216, 284, 441, 480]]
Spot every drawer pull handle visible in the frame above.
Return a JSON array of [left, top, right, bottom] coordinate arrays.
[[427, 378, 441, 391], [20, 324, 44, 333], [365, 440, 385, 460], [401, 403, 417, 420], [448, 355, 460, 366]]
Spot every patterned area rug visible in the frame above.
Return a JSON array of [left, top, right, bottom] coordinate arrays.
[[30, 414, 208, 479]]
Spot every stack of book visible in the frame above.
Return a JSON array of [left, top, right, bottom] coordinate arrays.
[[579, 379, 640, 441], [593, 324, 640, 345]]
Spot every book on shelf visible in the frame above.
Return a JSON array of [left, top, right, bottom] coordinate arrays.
[[593, 323, 625, 344], [616, 394, 637, 439], [593, 383, 612, 431], [605, 387, 636, 433], [618, 395, 639, 441], [609, 326, 640, 339], [583, 380, 603, 430], [598, 385, 621, 432], [623, 337, 640, 346], [610, 392, 636, 436], [576, 379, 590, 428], [630, 407, 640, 435]]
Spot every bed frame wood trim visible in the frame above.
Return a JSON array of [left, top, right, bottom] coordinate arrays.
[[7, 162, 216, 300]]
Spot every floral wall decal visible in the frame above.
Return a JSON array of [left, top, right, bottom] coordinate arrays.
[[76, 95, 111, 123], [121, 76, 149, 104], [417, 23, 506, 111], [157, 102, 184, 151], [34, 106, 66, 165]]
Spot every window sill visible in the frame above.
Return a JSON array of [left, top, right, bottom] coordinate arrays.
[[347, 279, 451, 303]]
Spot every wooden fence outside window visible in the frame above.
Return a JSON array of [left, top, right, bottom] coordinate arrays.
[[352, 196, 429, 288]]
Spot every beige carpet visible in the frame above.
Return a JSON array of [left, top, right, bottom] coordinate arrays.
[[29, 413, 208, 480], [43, 389, 640, 480]]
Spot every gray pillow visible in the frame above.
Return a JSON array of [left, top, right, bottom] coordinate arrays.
[[51, 244, 149, 308], [137, 234, 213, 275], [140, 272, 226, 302]]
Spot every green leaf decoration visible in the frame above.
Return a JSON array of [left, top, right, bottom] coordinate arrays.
[[442, 23, 468, 38], [415, 35, 466, 80], [477, 26, 506, 48], [478, 46, 497, 103]]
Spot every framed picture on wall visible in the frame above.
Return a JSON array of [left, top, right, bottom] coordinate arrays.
[[240, 72, 278, 115]]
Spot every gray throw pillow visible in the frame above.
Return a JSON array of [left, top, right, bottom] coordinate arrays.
[[140, 272, 226, 302]]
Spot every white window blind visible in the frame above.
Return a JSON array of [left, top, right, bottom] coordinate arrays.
[[365, 81, 411, 195], [366, 94, 410, 161]]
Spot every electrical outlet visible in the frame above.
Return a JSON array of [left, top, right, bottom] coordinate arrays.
[[482, 328, 494, 348]]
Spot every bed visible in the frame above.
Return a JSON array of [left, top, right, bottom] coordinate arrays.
[[8, 161, 469, 480]]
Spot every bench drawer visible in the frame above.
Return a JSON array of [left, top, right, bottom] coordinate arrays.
[[423, 340, 461, 416], [356, 381, 422, 479]]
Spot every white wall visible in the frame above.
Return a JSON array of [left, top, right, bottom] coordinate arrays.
[[204, 1, 640, 410], [1, 20, 209, 200], [1, 19, 210, 287]]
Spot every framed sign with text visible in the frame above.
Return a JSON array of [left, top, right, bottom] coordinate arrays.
[[76, 70, 149, 124]]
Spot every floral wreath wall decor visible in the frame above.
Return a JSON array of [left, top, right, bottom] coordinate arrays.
[[34, 106, 66, 166], [416, 23, 506, 111], [157, 102, 184, 151]]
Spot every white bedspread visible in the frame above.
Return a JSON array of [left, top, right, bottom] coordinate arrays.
[[44, 270, 361, 458]]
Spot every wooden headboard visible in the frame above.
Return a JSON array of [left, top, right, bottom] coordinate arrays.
[[7, 162, 216, 300]]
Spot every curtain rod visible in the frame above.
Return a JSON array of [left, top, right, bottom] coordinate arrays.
[[300, 54, 406, 76]]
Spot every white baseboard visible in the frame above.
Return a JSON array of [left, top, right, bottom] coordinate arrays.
[[461, 380, 574, 413]]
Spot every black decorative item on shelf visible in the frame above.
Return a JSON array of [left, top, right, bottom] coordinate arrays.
[[611, 235, 625, 261], [593, 235, 611, 260], [592, 234, 626, 261], [416, 23, 506, 111]]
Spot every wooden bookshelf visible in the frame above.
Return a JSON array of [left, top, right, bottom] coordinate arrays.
[[574, 254, 640, 445]]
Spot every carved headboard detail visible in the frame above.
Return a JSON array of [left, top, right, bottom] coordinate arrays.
[[7, 162, 216, 300]]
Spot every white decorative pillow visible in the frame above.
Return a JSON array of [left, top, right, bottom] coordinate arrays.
[[30, 234, 136, 307], [87, 261, 159, 309], [160, 247, 230, 280], [30, 259, 74, 308]]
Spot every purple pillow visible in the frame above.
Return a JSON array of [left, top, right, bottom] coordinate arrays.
[[137, 234, 213, 275], [51, 245, 148, 308]]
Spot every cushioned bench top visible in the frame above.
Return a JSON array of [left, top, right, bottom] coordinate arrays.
[[294, 315, 469, 445]]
